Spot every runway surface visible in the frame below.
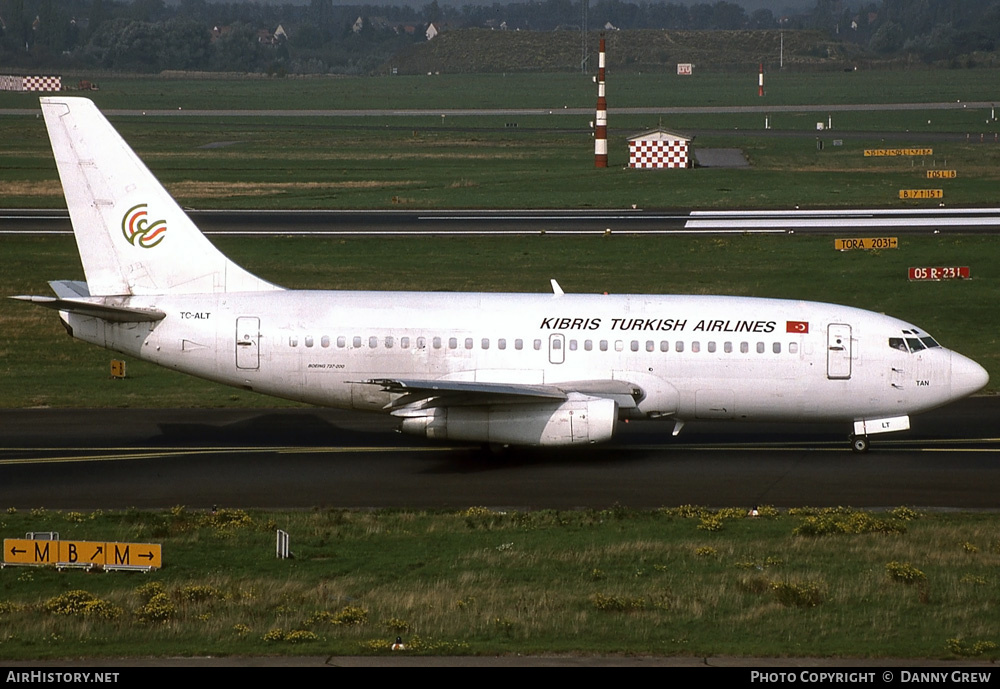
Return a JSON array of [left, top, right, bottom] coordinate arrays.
[[3, 101, 997, 117], [6, 207, 1000, 236], [1, 398, 997, 511]]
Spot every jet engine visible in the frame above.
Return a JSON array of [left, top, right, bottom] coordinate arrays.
[[399, 394, 618, 446]]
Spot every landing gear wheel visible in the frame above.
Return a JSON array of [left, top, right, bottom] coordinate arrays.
[[850, 435, 870, 454]]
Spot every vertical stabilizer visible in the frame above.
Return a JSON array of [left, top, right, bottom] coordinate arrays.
[[40, 97, 281, 296]]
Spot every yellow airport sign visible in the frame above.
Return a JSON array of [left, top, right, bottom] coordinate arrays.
[[4, 538, 161, 569], [835, 237, 898, 251], [59, 540, 111, 566], [864, 148, 933, 156], [899, 189, 943, 199], [926, 170, 957, 179], [105, 541, 161, 569], [4, 539, 57, 565]]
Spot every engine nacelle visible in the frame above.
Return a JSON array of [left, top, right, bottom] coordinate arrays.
[[399, 394, 618, 446]]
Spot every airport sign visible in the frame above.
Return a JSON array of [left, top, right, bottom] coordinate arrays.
[[864, 148, 933, 156], [908, 266, 970, 281], [4, 538, 161, 569], [835, 237, 898, 251], [899, 189, 944, 199], [926, 170, 957, 179]]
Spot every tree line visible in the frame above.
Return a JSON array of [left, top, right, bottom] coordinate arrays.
[[1, 0, 998, 74]]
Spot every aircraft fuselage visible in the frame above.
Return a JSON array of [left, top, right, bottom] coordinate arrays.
[[63, 290, 981, 429]]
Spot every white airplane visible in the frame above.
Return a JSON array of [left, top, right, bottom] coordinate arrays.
[[15, 97, 989, 452]]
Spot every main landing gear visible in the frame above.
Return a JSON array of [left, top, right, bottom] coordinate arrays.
[[850, 434, 870, 454]]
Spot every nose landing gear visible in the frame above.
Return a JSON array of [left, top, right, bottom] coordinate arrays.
[[850, 434, 870, 453]]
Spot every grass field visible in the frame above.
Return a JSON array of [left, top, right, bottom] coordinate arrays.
[[2, 233, 998, 408], [1, 506, 998, 660], [2, 114, 998, 210], [4, 70, 1000, 110], [1, 71, 998, 210]]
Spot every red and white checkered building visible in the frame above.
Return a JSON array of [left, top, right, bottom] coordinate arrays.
[[0, 75, 61, 92], [627, 129, 690, 169]]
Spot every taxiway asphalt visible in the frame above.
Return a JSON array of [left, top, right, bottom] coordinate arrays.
[[1, 397, 997, 511]]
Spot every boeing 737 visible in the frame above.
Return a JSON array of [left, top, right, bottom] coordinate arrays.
[[15, 97, 989, 452]]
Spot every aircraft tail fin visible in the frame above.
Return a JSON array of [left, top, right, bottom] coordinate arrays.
[[40, 97, 281, 297]]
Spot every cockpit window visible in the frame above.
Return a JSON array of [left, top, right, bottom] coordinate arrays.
[[890, 335, 943, 353]]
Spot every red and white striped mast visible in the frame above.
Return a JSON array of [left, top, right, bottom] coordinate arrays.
[[758, 62, 764, 97], [594, 33, 608, 168]]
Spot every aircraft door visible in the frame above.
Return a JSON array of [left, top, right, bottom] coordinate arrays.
[[236, 317, 260, 370], [548, 334, 565, 365], [826, 323, 852, 379]]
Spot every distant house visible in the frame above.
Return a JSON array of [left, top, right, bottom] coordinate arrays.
[[426, 23, 439, 41]]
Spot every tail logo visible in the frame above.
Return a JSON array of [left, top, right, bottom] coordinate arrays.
[[122, 204, 167, 248]]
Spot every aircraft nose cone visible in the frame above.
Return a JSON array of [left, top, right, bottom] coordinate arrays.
[[951, 351, 989, 398]]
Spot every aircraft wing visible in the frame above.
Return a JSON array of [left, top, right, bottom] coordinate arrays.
[[366, 377, 641, 413]]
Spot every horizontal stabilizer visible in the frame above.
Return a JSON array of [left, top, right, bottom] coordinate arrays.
[[11, 295, 165, 323]]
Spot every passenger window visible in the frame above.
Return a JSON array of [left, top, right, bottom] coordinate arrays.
[[385, 336, 394, 348], [631, 340, 639, 352], [615, 340, 623, 352], [306, 336, 315, 348], [584, 340, 592, 351], [515, 339, 523, 350], [533, 339, 541, 350], [789, 342, 798, 354], [498, 338, 506, 350], [400, 337, 409, 349], [353, 336, 361, 348], [756, 342, 765, 354], [321, 336, 330, 348], [552, 339, 562, 350], [417, 337, 426, 349], [465, 338, 473, 349], [569, 340, 578, 351], [660, 341, 669, 352], [481, 338, 489, 350], [676, 341, 684, 353], [724, 342, 733, 353], [369, 336, 378, 349], [290, 336, 298, 347], [773, 342, 781, 354], [601, 340, 609, 351], [740, 342, 749, 354], [337, 336, 346, 348], [449, 337, 458, 349], [691, 341, 700, 353], [708, 342, 716, 353], [645, 340, 654, 352], [433, 337, 441, 349]]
